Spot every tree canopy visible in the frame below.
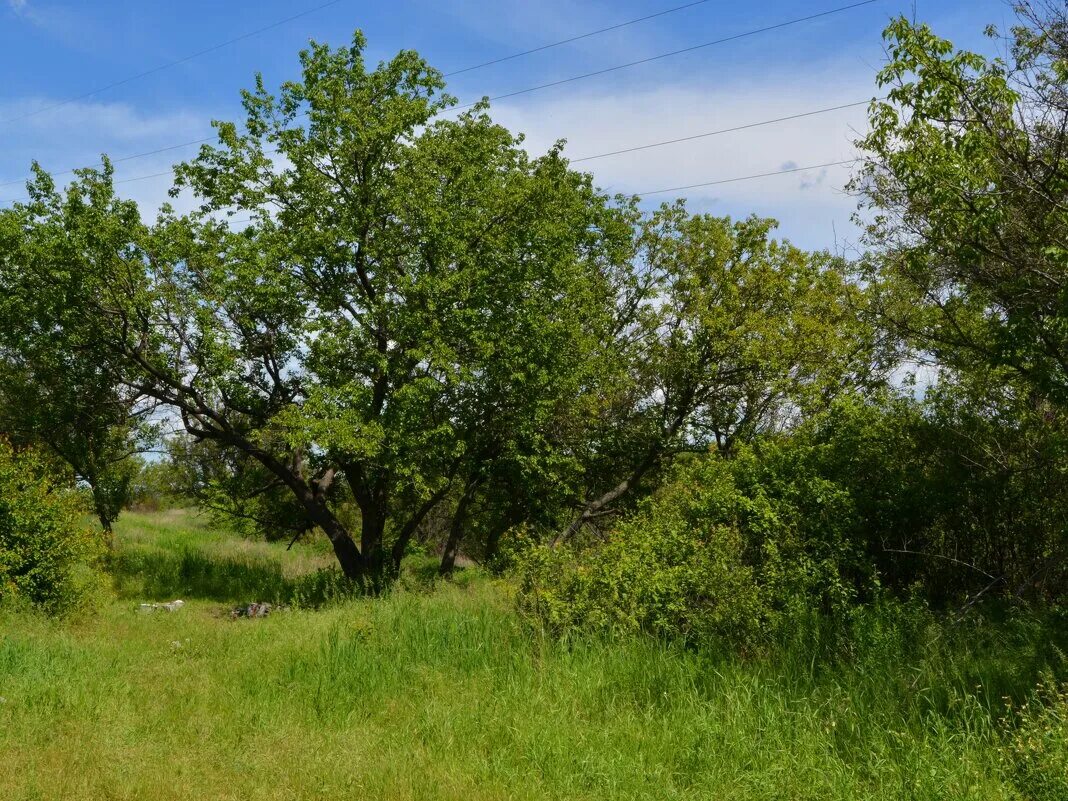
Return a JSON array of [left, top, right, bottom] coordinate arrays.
[[855, 4, 1068, 401], [0, 32, 879, 582]]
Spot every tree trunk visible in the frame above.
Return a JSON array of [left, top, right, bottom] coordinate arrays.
[[358, 508, 389, 587], [324, 519, 365, 580], [98, 515, 115, 551], [440, 481, 478, 576], [552, 405, 694, 547], [552, 446, 662, 547], [390, 482, 454, 569]]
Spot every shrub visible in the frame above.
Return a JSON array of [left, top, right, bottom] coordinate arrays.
[[512, 410, 897, 649], [1001, 679, 1068, 801], [516, 451, 864, 649], [516, 390, 1068, 650], [0, 441, 106, 615]]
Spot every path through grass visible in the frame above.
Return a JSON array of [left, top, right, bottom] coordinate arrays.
[[0, 513, 1060, 799]]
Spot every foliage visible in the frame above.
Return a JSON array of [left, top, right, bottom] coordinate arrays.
[[0, 441, 106, 615], [0, 192, 148, 534], [0, 32, 640, 582], [555, 207, 885, 543], [127, 457, 187, 512], [517, 440, 872, 648], [516, 502, 769, 649], [518, 382, 1068, 645], [757, 386, 1068, 603], [855, 8, 1068, 403], [1001, 679, 1068, 801], [160, 435, 334, 542]]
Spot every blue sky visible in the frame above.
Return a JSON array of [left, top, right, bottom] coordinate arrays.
[[0, 0, 1011, 250]]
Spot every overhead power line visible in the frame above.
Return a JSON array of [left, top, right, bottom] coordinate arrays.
[[0, 0, 345, 126], [0, 168, 176, 204], [444, 0, 715, 77], [0, 2, 878, 205], [453, 0, 879, 110], [570, 99, 874, 162], [0, 0, 723, 187], [0, 136, 217, 189], [637, 159, 858, 196], [212, 159, 862, 225], [0, 100, 872, 204], [0, 1, 875, 192], [0, 103, 873, 205], [0, 97, 875, 192]]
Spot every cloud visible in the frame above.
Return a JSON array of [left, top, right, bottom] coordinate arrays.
[[0, 98, 217, 221], [484, 62, 875, 250], [5, 1, 114, 53], [0, 97, 207, 142], [0, 42, 878, 252], [799, 168, 829, 191]]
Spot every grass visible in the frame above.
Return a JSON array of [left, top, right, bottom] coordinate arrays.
[[0, 511, 1063, 799]]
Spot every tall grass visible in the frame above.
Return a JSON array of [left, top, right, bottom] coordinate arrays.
[[109, 510, 357, 606], [0, 512, 1063, 800]]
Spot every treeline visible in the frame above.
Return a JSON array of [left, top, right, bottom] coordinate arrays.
[[2, 7, 1067, 630]]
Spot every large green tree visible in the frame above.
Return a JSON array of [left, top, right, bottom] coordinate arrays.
[[855, 4, 1068, 402], [0, 33, 632, 582], [0, 170, 149, 537]]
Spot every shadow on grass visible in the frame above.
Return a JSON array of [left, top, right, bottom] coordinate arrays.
[[110, 547, 360, 607]]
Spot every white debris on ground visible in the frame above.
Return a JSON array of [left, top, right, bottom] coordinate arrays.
[[138, 600, 185, 613], [230, 602, 274, 619]]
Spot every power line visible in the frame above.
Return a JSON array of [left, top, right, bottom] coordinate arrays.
[[0, 1, 876, 192], [444, 0, 714, 77], [637, 159, 857, 196], [0, 100, 872, 204], [0, 135, 218, 189], [453, 0, 879, 110], [0, 102, 873, 205], [0, 3, 879, 203], [0, 168, 176, 204], [113, 170, 174, 186], [214, 159, 863, 222], [2, 96, 870, 191], [0, 0, 345, 127], [570, 99, 874, 163]]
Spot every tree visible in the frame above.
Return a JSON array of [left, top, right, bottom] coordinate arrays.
[[163, 434, 327, 543], [0, 32, 632, 583], [0, 170, 150, 538], [554, 205, 882, 543], [855, 5, 1068, 403]]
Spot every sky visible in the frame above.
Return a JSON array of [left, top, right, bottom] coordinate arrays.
[[0, 0, 1014, 251]]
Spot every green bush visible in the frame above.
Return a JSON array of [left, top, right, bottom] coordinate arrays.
[[0, 441, 106, 615], [1001, 679, 1068, 800], [516, 390, 1068, 649], [516, 451, 864, 649], [508, 403, 901, 649]]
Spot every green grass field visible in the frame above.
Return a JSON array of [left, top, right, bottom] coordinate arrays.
[[0, 511, 1061, 800]]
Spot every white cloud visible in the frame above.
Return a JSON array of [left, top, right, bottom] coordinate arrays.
[[0, 98, 217, 222], [0, 97, 206, 142], [1, 51, 880, 252], [8, 0, 28, 11], [485, 62, 877, 250]]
